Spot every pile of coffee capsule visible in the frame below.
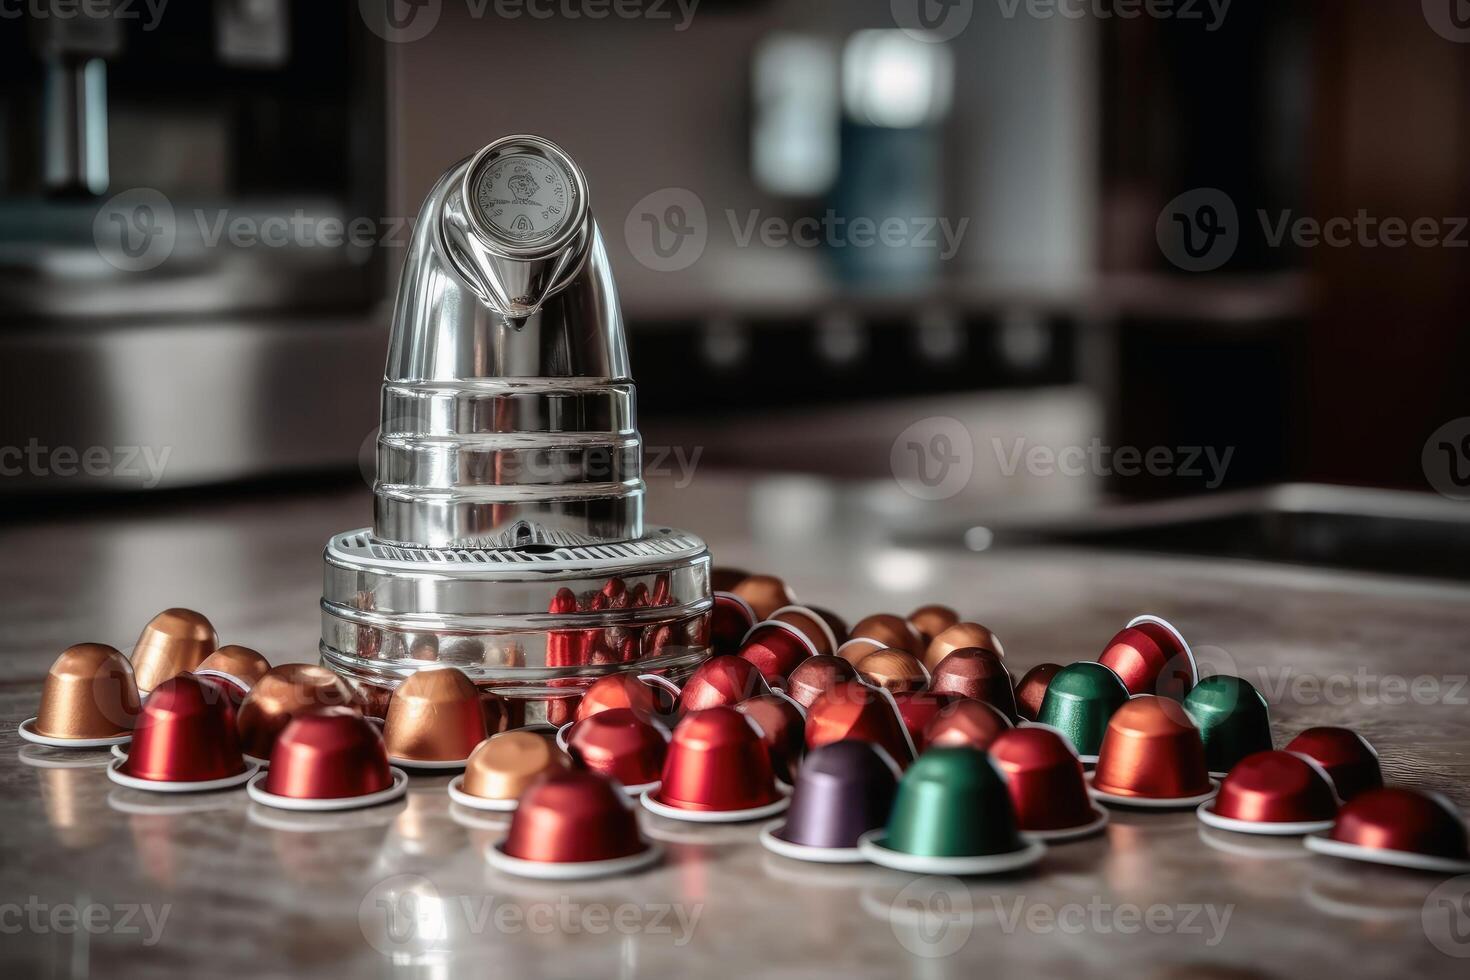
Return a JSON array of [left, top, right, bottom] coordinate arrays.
[[17, 570, 1470, 882]]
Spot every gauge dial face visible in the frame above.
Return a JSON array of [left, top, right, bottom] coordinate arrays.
[[470, 151, 578, 248]]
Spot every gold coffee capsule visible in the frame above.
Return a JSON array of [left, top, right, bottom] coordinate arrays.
[[130, 608, 217, 692]]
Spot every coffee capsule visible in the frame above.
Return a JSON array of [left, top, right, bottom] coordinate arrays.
[[929, 648, 1017, 721], [907, 604, 959, 645], [923, 622, 1004, 671], [1196, 751, 1337, 835], [923, 699, 1011, 752], [1182, 675, 1273, 775], [487, 768, 663, 879], [564, 708, 669, 795], [247, 708, 406, 811], [855, 649, 929, 695], [805, 681, 916, 768], [1088, 696, 1218, 808], [676, 655, 770, 713], [1097, 615, 1197, 701], [641, 706, 789, 822], [21, 644, 140, 748], [892, 691, 962, 752], [108, 674, 256, 792], [739, 620, 818, 684], [381, 666, 487, 767], [196, 645, 271, 689], [572, 673, 680, 724], [711, 592, 758, 656], [991, 727, 1108, 840], [1305, 787, 1470, 873], [761, 740, 901, 863], [710, 567, 750, 592], [785, 656, 860, 711], [130, 608, 217, 693], [849, 614, 923, 658], [858, 747, 1045, 875], [771, 604, 843, 657], [730, 574, 794, 620], [237, 665, 357, 765], [836, 637, 886, 665], [736, 693, 806, 783], [1036, 662, 1129, 761], [1014, 663, 1062, 722], [449, 731, 568, 812], [1284, 727, 1383, 802]]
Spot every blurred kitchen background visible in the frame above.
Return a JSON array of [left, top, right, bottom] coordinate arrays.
[[2, 0, 1469, 573]]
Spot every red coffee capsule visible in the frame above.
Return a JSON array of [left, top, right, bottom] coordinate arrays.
[[736, 693, 806, 783], [738, 620, 819, 685], [805, 682, 916, 769], [1305, 787, 1470, 873], [892, 690, 962, 752], [1088, 696, 1217, 808], [572, 673, 680, 724], [564, 708, 669, 794], [1197, 750, 1338, 835], [771, 604, 844, 657], [642, 706, 789, 822], [922, 698, 1010, 752], [676, 655, 770, 714], [711, 592, 758, 656], [929, 647, 1018, 721], [991, 726, 1107, 840], [249, 707, 406, 810], [1097, 615, 1198, 701], [785, 655, 860, 711], [1284, 727, 1383, 802], [109, 674, 255, 792], [1014, 663, 1062, 722], [489, 768, 662, 879]]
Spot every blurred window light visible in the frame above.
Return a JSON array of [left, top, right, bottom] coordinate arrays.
[[751, 34, 840, 197], [842, 30, 954, 129]]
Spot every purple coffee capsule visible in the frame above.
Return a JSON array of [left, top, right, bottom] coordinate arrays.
[[759, 740, 900, 863]]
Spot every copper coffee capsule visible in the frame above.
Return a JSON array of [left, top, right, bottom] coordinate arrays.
[[736, 693, 806, 783], [907, 604, 959, 645], [22, 644, 141, 747], [196, 645, 271, 689], [1089, 696, 1217, 807], [835, 637, 886, 666], [924, 622, 1004, 671], [849, 614, 923, 658], [922, 698, 1010, 752], [854, 649, 929, 695], [237, 664, 358, 763], [382, 666, 488, 766], [929, 647, 1017, 721], [730, 574, 795, 620], [450, 731, 569, 811], [1014, 663, 1062, 722], [130, 608, 218, 693], [710, 566, 751, 592], [785, 655, 860, 711]]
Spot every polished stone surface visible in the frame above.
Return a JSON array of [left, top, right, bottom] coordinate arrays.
[[4, 474, 1470, 977]]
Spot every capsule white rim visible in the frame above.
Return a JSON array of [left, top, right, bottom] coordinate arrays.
[[758, 820, 868, 864], [640, 787, 791, 824], [245, 768, 408, 811], [106, 757, 259, 794], [244, 753, 271, 769], [387, 754, 471, 771], [485, 840, 664, 880], [1021, 803, 1111, 842], [1303, 834, 1470, 874], [18, 718, 132, 749], [857, 830, 1046, 876], [1085, 772, 1220, 809], [1196, 802, 1335, 836], [446, 774, 521, 811]]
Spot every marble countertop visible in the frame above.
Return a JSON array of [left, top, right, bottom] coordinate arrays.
[[4, 474, 1470, 979]]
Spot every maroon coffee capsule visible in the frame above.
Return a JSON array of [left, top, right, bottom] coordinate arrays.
[[921, 698, 1010, 752], [487, 768, 662, 880], [642, 706, 789, 822], [676, 655, 771, 714], [1097, 615, 1198, 701], [1014, 663, 1062, 722], [892, 690, 962, 752], [1284, 727, 1383, 802], [711, 592, 758, 656], [990, 726, 1108, 841], [771, 604, 844, 657], [108, 674, 255, 792], [1305, 787, 1470, 873], [738, 620, 818, 685], [1196, 750, 1338, 836], [929, 647, 1018, 721], [248, 707, 407, 811], [736, 693, 806, 783], [564, 708, 669, 795], [785, 655, 860, 711]]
